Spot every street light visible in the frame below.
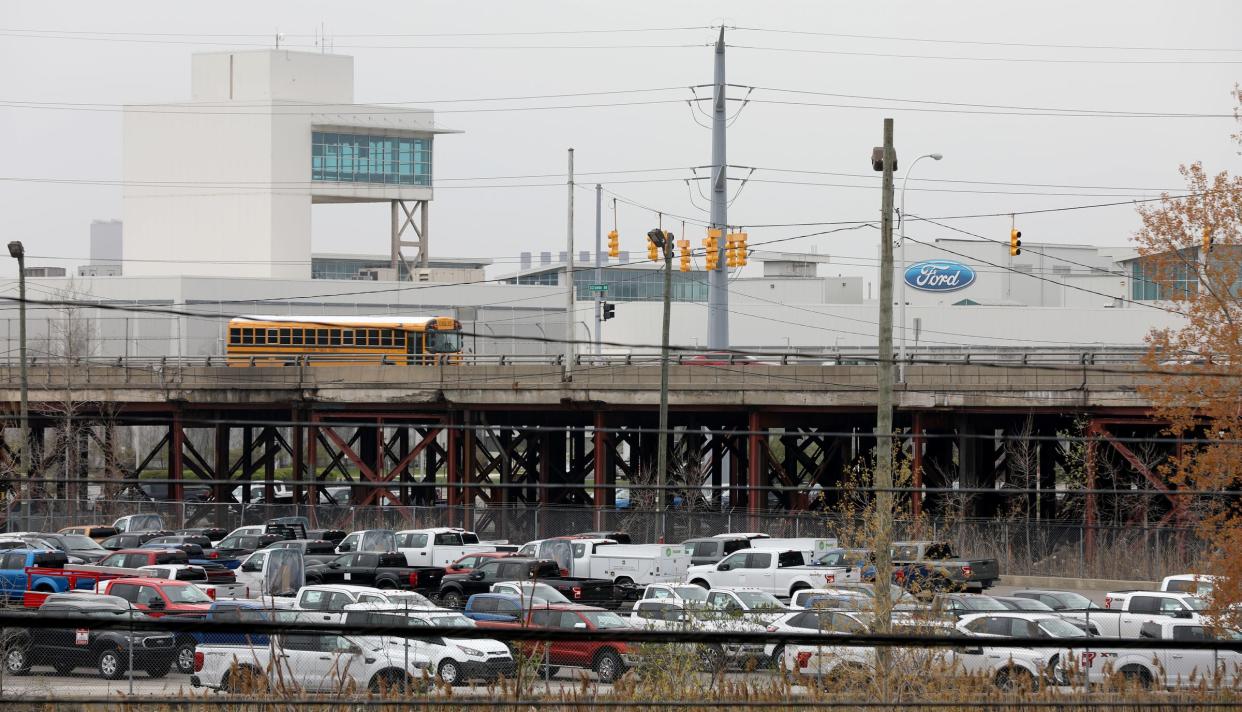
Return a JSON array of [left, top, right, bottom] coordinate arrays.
[[898, 153, 943, 383], [647, 228, 674, 542], [7, 241, 29, 530]]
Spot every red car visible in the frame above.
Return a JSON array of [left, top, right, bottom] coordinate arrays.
[[445, 551, 516, 576], [98, 577, 213, 675], [474, 603, 638, 683]]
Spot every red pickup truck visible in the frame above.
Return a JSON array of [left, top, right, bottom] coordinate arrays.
[[474, 603, 638, 683], [98, 577, 213, 674]]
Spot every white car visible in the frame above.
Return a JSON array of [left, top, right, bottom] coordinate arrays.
[[956, 612, 1092, 641], [705, 588, 788, 625], [640, 583, 710, 605], [341, 604, 516, 685], [292, 584, 433, 624], [630, 598, 767, 670], [764, 608, 870, 665], [490, 581, 571, 604]]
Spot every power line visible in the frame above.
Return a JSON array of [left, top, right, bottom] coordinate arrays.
[[728, 43, 1242, 65], [0, 26, 713, 39], [0, 97, 696, 116], [729, 25, 1242, 53]]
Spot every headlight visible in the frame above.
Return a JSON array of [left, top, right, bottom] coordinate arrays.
[[460, 647, 484, 658]]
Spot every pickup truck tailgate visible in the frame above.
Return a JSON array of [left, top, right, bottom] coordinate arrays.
[[409, 567, 444, 593], [965, 559, 999, 583]]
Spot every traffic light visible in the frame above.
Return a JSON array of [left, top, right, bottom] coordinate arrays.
[[704, 229, 721, 271], [1203, 226, 1214, 254], [647, 234, 659, 261], [607, 229, 619, 258], [677, 239, 690, 272], [736, 232, 748, 266], [1009, 228, 1022, 257], [602, 302, 615, 321]]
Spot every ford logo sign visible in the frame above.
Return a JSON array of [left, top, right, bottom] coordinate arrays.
[[904, 261, 976, 292]]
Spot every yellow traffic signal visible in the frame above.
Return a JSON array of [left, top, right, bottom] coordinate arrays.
[[607, 229, 619, 258], [677, 239, 690, 272], [704, 229, 721, 271], [725, 233, 737, 268], [1203, 226, 1213, 254], [736, 232, 748, 266], [647, 235, 659, 261], [1009, 228, 1022, 257]]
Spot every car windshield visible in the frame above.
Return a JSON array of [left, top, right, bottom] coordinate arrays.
[[581, 611, 630, 629], [735, 591, 783, 609], [62, 535, 104, 550], [427, 614, 474, 628], [427, 331, 462, 354], [673, 587, 708, 602], [962, 597, 1008, 611], [164, 585, 213, 604], [1040, 618, 1091, 638], [1053, 592, 1098, 610], [383, 592, 433, 608], [1009, 598, 1053, 611]]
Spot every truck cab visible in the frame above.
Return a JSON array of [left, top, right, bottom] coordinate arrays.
[[336, 529, 397, 555], [395, 528, 497, 567]]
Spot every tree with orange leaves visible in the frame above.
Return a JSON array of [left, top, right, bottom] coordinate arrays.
[[1134, 87, 1242, 626]]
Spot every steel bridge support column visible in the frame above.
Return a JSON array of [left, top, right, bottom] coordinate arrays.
[[1038, 427, 1057, 520], [447, 415, 462, 528], [307, 417, 320, 526], [213, 420, 230, 506], [593, 411, 610, 530], [747, 411, 764, 531], [291, 411, 305, 509], [462, 412, 476, 531], [169, 414, 184, 524]]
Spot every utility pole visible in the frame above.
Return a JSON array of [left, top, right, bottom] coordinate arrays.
[[873, 119, 897, 670], [594, 184, 603, 356], [707, 26, 729, 350], [650, 228, 674, 542], [564, 148, 575, 380]]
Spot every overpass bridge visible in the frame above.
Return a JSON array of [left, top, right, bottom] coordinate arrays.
[[0, 353, 1175, 538]]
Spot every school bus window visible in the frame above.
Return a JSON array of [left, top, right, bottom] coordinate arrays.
[[291, 329, 304, 346], [380, 329, 393, 347], [368, 330, 380, 347], [254, 329, 266, 346], [315, 329, 328, 346], [267, 329, 278, 344], [330, 329, 342, 346], [241, 329, 254, 345], [341, 330, 353, 346], [279, 328, 292, 346], [229, 328, 241, 345], [394, 331, 407, 346]]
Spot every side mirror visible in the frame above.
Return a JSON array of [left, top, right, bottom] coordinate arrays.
[[337, 543, 352, 553], [469, 571, 485, 581], [339, 644, 363, 656], [717, 564, 730, 571], [147, 599, 166, 610], [328, 562, 341, 569], [241, 562, 260, 573], [1173, 610, 1193, 619], [959, 646, 983, 655]]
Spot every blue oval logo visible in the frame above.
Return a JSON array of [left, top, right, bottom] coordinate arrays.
[[904, 260, 976, 292]]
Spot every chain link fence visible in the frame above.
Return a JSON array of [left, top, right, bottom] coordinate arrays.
[[2, 498, 1204, 582]]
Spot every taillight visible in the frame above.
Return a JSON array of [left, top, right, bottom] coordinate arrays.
[[206, 589, 216, 600], [209, 552, 218, 559], [193, 651, 205, 672], [408, 572, 419, 586], [961, 565, 972, 578], [796, 651, 812, 670], [572, 586, 582, 599], [560, 569, 569, 577]]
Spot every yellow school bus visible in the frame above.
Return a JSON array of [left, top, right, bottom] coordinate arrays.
[[225, 315, 463, 366]]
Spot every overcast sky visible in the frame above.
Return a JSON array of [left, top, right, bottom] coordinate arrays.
[[1, 0, 1239, 282]]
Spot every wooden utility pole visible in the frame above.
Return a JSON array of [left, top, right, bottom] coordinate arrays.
[[874, 118, 897, 697]]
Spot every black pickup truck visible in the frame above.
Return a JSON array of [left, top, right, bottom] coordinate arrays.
[[1, 593, 177, 679], [303, 552, 445, 595], [436, 557, 617, 609]]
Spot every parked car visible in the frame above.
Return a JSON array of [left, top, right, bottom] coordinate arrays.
[[292, 583, 434, 624], [891, 541, 1000, 591], [113, 514, 166, 534], [32, 533, 109, 563], [475, 603, 637, 682], [0, 548, 83, 601], [641, 582, 710, 605], [264, 539, 340, 566], [437, 557, 616, 610], [1160, 574, 1216, 596], [1, 593, 176, 679], [98, 548, 189, 569], [100, 532, 168, 550], [957, 612, 1092, 640], [684, 548, 841, 599], [342, 603, 516, 685], [762, 607, 870, 667], [489, 581, 573, 604], [1081, 619, 1242, 689], [395, 527, 500, 568], [681, 536, 754, 566], [1089, 590, 1206, 637], [176, 527, 229, 546], [933, 593, 1010, 619], [137, 564, 250, 600], [97, 576, 213, 673], [630, 598, 767, 671], [214, 533, 286, 559], [303, 552, 444, 596], [445, 551, 517, 576], [58, 525, 119, 542]]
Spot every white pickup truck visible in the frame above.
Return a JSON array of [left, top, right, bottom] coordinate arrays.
[[1082, 619, 1242, 689], [517, 538, 690, 587], [291, 583, 434, 624], [685, 549, 843, 599], [395, 528, 498, 568], [192, 631, 431, 694], [137, 565, 250, 600], [1089, 590, 1207, 637]]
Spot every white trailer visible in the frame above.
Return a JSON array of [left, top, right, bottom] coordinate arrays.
[[525, 538, 690, 586]]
